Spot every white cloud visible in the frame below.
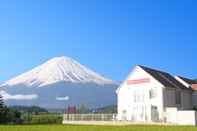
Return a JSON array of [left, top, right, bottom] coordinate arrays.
[[0, 90, 38, 100], [56, 96, 69, 101]]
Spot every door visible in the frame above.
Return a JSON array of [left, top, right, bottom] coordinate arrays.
[[151, 106, 159, 122], [121, 110, 127, 121], [132, 105, 147, 122]]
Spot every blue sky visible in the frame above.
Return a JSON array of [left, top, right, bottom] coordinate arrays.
[[0, 0, 197, 82]]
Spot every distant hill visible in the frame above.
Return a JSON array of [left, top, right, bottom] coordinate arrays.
[[93, 105, 117, 113], [10, 106, 48, 115]]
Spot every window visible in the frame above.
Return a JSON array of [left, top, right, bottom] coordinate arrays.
[[175, 90, 181, 105], [133, 90, 145, 103], [149, 88, 157, 99]]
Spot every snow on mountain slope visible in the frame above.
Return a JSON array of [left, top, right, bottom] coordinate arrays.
[[1, 56, 116, 87]]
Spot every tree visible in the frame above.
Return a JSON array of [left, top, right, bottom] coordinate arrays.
[[0, 94, 4, 108], [5, 108, 22, 124], [0, 94, 22, 124], [0, 94, 7, 123], [77, 105, 90, 114]]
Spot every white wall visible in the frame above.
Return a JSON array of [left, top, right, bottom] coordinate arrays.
[[117, 65, 195, 124], [117, 66, 164, 122], [177, 111, 197, 125], [166, 108, 197, 125], [165, 107, 178, 124]]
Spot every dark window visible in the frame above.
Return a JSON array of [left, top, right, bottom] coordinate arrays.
[[175, 91, 181, 105], [149, 89, 157, 99]]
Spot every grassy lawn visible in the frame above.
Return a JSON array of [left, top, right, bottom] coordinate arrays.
[[0, 125, 197, 131]]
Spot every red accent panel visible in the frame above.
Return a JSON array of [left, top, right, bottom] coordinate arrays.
[[192, 84, 197, 90], [127, 78, 150, 85]]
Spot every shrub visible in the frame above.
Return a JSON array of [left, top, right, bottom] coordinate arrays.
[[29, 114, 63, 124]]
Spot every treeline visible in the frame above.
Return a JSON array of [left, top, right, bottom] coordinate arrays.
[[0, 95, 62, 124], [10, 106, 62, 124], [65, 105, 117, 114], [0, 95, 22, 124], [0, 93, 117, 124], [23, 114, 62, 124], [77, 105, 117, 114], [11, 105, 48, 115]]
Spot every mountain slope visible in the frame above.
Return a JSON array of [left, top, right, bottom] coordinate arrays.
[[2, 56, 115, 87], [0, 56, 118, 109]]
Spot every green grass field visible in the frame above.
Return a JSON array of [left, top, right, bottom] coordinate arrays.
[[0, 125, 197, 131]]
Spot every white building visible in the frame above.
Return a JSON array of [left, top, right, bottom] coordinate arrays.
[[116, 65, 197, 125]]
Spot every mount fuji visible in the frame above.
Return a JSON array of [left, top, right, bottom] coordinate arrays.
[[0, 56, 118, 109]]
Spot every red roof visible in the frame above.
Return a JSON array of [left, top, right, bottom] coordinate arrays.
[[67, 106, 77, 114]]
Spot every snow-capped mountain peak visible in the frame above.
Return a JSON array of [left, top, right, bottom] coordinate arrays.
[[2, 56, 116, 87]]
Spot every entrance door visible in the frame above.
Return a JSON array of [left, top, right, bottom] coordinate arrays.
[[151, 106, 159, 122], [121, 110, 127, 121], [132, 105, 147, 122]]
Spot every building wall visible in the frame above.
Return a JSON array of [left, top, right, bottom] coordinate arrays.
[[163, 88, 176, 107], [181, 91, 192, 110], [117, 65, 194, 123], [177, 111, 197, 125], [166, 108, 197, 125], [163, 88, 192, 110], [117, 66, 164, 122], [192, 91, 197, 108]]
